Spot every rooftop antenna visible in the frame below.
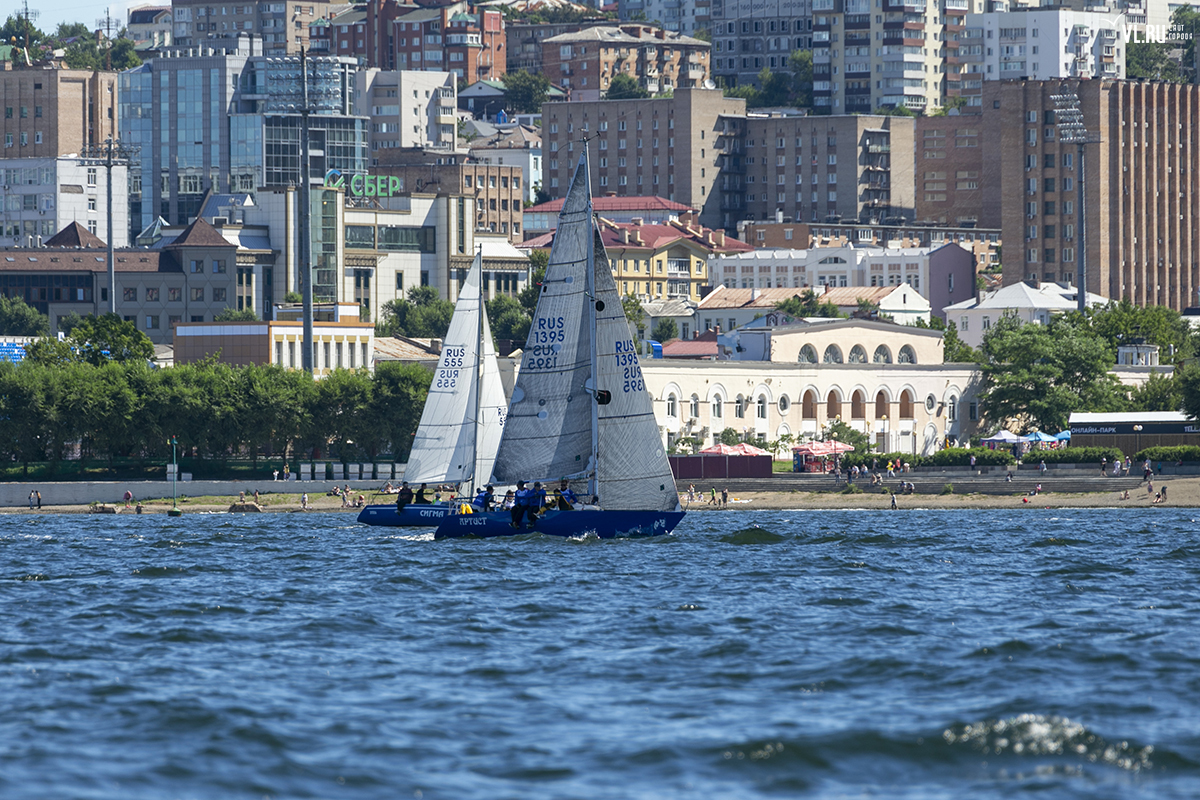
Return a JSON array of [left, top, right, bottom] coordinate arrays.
[[18, 0, 39, 51], [97, 7, 121, 71]]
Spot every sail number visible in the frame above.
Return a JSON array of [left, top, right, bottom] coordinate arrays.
[[523, 317, 565, 371], [436, 347, 466, 389], [615, 339, 643, 392]]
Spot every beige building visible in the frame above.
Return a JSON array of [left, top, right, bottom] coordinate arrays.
[[174, 318, 375, 376], [985, 78, 1200, 311], [726, 112, 916, 230], [542, 88, 747, 231], [0, 66, 119, 156], [542, 24, 711, 102]]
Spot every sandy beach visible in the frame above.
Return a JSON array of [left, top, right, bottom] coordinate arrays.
[[1, 477, 1195, 514]]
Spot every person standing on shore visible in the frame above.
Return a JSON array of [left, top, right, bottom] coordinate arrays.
[[301, 493, 309, 510], [28, 491, 34, 509], [720, 487, 729, 508]]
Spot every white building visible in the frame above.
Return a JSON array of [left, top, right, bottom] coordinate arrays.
[[127, 5, 173, 48], [966, 8, 1126, 80], [942, 280, 1107, 349], [641, 318, 983, 454], [468, 125, 542, 204], [355, 69, 457, 156], [0, 158, 129, 248]]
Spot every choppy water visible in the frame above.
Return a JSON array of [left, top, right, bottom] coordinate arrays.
[[3, 508, 1200, 799]]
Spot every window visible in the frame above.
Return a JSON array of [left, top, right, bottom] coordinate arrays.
[[711, 395, 723, 419], [213, 288, 227, 302], [168, 287, 182, 302], [191, 259, 204, 273], [756, 396, 767, 419], [146, 288, 160, 301], [123, 288, 138, 302], [798, 344, 817, 363], [191, 287, 205, 301], [145, 316, 159, 330], [822, 344, 843, 364]]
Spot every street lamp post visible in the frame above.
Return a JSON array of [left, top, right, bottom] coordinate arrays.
[[1051, 83, 1101, 313], [167, 435, 182, 517], [1133, 424, 1143, 458], [80, 139, 139, 315]]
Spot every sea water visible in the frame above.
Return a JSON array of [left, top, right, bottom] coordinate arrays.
[[2, 508, 1199, 799]]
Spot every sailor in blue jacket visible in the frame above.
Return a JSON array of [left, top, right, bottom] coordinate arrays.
[[473, 484, 494, 511], [556, 479, 578, 510], [528, 482, 548, 524], [510, 481, 532, 527]]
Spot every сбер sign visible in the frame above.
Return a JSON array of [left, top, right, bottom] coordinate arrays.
[[324, 169, 402, 197]]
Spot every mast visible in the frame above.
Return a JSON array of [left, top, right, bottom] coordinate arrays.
[[583, 141, 600, 502], [470, 247, 485, 495]]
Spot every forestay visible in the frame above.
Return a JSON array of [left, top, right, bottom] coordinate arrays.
[[404, 252, 506, 486]]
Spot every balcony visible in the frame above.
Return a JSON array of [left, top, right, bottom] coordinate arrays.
[[667, 259, 691, 276]]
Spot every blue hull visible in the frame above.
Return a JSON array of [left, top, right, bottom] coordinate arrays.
[[433, 508, 685, 539], [356, 503, 450, 527]]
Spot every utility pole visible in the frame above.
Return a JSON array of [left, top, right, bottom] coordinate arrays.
[[17, 0, 38, 51], [1051, 83, 1101, 314], [80, 138, 138, 315], [97, 8, 121, 71]]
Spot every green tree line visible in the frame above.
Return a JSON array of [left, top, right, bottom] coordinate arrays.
[[0, 358, 433, 475]]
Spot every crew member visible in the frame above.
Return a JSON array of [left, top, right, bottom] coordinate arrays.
[[414, 483, 429, 504], [473, 484, 495, 511], [557, 480, 578, 510], [511, 481, 531, 527], [396, 481, 414, 511]]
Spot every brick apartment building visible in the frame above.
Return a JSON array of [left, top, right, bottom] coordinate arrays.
[[542, 24, 711, 103], [171, 0, 335, 55], [986, 78, 1200, 311], [0, 66, 118, 155], [913, 115, 985, 226], [541, 89, 745, 231]]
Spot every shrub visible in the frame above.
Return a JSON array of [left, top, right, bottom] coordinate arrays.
[[940, 483, 954, 495], [840, 483, 864, 494], [924, 447, 1015, 467], [1031, 446, 1124, 465], [1132, 445, 1200, 463], [841, 451, 924, 470]]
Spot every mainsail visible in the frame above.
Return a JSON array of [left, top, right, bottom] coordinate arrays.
[[490, 158, 595, 484], [492, 147, 679, 512], [404, 251, 506, 487]]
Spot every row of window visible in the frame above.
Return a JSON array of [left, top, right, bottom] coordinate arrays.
[[798, 343, 917, 365], [124, 286, 229, 303], [275, 339, 370, 371], [665, 388, 972, 422]]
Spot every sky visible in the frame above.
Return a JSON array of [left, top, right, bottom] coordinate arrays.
[[16, 1, 143, 36]]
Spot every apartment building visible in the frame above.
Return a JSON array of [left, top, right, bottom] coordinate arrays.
[[542, 89, 745, 230], [719, 112, 916, 231], [171, 0, 334, 55], [737, 217, 1000, 268], [811, 0, 983, 115], [391, 4, 506, 84], [308, 0, 415, 68], [710, 0, 813, 88], [506, 20, 609, 74], [963, 9, 1125, 82], [523, 194, 692, 238], [356, 68, 457, 155], [617, 0, 712, 36], [708, 242, 975, 316], [0, 66, 119, 157], [0, 158, 129, 248], [468, 124, 542, 204], [913, 115, 986, 225], [127, 6, 174, 48], [985, 78, 1200, 312], [542, 25, 711, 103]]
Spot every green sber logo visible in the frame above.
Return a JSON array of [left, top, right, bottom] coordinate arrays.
[[324, 169, 345, 189]]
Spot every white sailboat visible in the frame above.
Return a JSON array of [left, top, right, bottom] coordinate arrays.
[[358, 249, 506, 527], [434, 145, 684, 539]]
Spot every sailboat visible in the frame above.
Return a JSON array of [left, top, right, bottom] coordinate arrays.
[[357, 249, 506, 527], [434, 147, 685, 539]]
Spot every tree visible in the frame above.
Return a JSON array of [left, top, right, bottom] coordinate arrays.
[[718, 427, 741, 445], [0, 295, 49, 336], [651, 318, 678, 343], [606, 73, 650, 100], [913, 316, 977, 363], [376, 286, 455, 339], [789, 50, 813, 107], [486, 294, 532, 343], [0, 14, 44, 47], [978, 315, 1123, 433], [1179, 364, 1200, 420], [504, 70, 550, 114], [623, 294, 646, 340], [1129, 371, 1182, 413], [518, 249, 549, 314], [853, 297, 879, 318], [63, 37, 142, 71], [54, 22, 91, 39], [776, 289, 843, 318], [824, 419, 869, 453], [67, 314, 155, 366], [886, 104, 917, 117], [214, 307, 259, 322], [1080, 299, 1194, 364]]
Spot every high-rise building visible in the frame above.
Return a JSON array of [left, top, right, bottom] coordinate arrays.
[[356, 68, 457, 155], [964, 9, 1126, 82], [986, 78, 1200, 311], [541, 89, 745, 230], [542, 25, 711, 102], [617, 0, 712, 36], [718, 112, 916, 230], [170, 0, 335, 56], [710, 0, 812, 89], [390, 3, 506, 84], [118, 36, 367, 239]]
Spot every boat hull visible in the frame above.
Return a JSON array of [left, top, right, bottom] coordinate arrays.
[[356, 503, 451, 527], [433, 508, 685, 539]]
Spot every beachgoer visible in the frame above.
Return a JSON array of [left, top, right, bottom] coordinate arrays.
[[283, 463, 290, 481], [254, 489, 259, 504], [239, 490, 246, 503], [1039, 460, 1047, 476], [414, 484, 429, 504], [1147, 480, 1154, 496], [709, 487, 718, 506], [301, 493, 309, 509], [384, 482, 393, 493], [1162, 484, 1168, 502], [1120, 489, 1129, 500], [123, 490, 133, 508], [890, 493, 898, 510], [721, 487, 729, 507], [1006, 471, 1013, 482], [1101, 457, 1107, 476], [687, 484, 695, 502], [28, 491, 34, 509], [35, 491, 41, 509], [887, 461, 895, 479], [970, 454, 977, 469], [273, 469, 279, 481], [396, 481, 413, 511]]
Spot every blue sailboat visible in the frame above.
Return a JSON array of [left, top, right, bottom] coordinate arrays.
[[358, 249, 506, 527], [434, 147, 684, 539]]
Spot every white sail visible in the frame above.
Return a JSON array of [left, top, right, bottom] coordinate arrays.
[[404, 251, 504, 486], [490, 156, 595, 485], [591, 229, 681, 512]]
